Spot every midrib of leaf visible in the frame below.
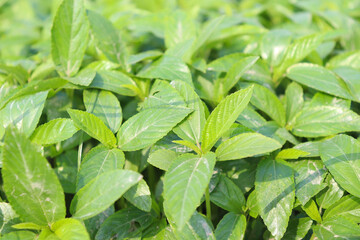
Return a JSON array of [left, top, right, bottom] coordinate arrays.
[[228, 215, 240, 238], [96, 150, 111, 178]]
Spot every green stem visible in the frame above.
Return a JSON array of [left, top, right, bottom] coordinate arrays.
[[205, 186, 211, 221], [77, 132, 83, 172]]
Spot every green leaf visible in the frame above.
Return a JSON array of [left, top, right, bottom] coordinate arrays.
[[309, 92, 350, 109], [313, 216, 360, 240], [83, 89, 122, 133], [301, 199, 322, 223], [282, 217, 313, 240], [172, 80, 206, 145], [68, 109, 117, 148], [292, 160, 327, 205], [273, 33, 323, 82], [276, 149, 310, 160], [95, 207, 156, 240], [87, 10, 126, 68], [63, 68, 96, 86], [326, 50, 360, 70], [0, 91, 48, 138], [51, 0, 89, 77], [260, 29, 292, 67], [89, 70, 138, 96], [285, 82, 304, 123], [294, 141, 321, 158], [2, 127, 65, 226], [216, 132, 281, 161], [147, 149, 178, 171], [76, 145, 125, 191], [250, 84, 286, 127], [163, 153, 216, 230], [246, 190, 260, 218], [221, 56, 259, 95], [287, 63, 354, 101], [323, 195, 360, 222], [334, 66, 360, 102], [31, 118, 79, 145], [0, 231, 37, 240], [84, 206, 114, 240], [215, 213, 246, 240], [255, 158, 295, 240], [210, 175, 245, 213], [0, 202, 20, 235], [49, 218, 90, 240], [290, 106, 360, 137], [320, 134, 360, 198], [117, 106, 191, 151], [123, 179, 152, 212], [201, 86, 253, 153], [164, 11, 195, 49], [138, 55, 193, 86], [172, 211, 215, 240], [55, 150, 78, 194], [316, 174, 344, 211], [71, 169, 142, 220]]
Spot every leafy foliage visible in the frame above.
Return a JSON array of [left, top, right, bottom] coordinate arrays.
[[1, 0, 360, 239]]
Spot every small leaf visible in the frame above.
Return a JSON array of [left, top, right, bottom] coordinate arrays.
[[76, 145, 125, 191], [88, 10, 126, 68], [147, 149, 178, 171], [71, 170, 142, 220], [316, 174, 344, 211], [31, 118, 78, 145], [210, 175, 245, 213], [68, 109, 117, 148], [51, 0, 89, 77], [255, 157, 295, 240], [301, 199, 322, 223], [50, 218, 90, 240], [282, 217, 313, 240], [216, 132, 281, 161], [164, 153, 216, 230], [2, 127, 65, 226], [117, 106, 191, 151], [83, 89, 122, 133], [123, 179, 152, 212], [201, 86, 253, 153], [323, 195, 360, 222], [215, 213, 246, 240], [276, 149, 310, 160], [320, 134, 360, 198], [285, 82, 304, 123], [250, 84, 286, 127], [64, 68, 96, 86]]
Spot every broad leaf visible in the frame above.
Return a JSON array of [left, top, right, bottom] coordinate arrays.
[[95, 207, 156, 240], [0, 91, 48, 138], [287, 63, 354, 101], [63, 68, 96, 86], [320, 134, 360, 198], [316, 174, 344, 211], [2, 127, 65, 226], [0, 231, 37, 240], [88, 10, 126, 68], [282, 217, 313, 240], [261, 29, 292, 67], [48, 218, 90, 240], [255, 158, 295, 240], [290, 106, 360, 137], [273, 33, 323, 82], [163, 153, 216, 230], [138, 55, 193, 86], [323, 195, 360, 222], [117, 106, 191, 151], [83, 89, 122, 133], [292, 160, 327, 205], [334, 66, 360, 102], [31, 118, 78, 145], [51, 0, 89, 77], [250, 84, 286, 127], [147, 149, 178, 171], [172, 211, 215, 240], [123, 179, 152, 212], [285, 82, 303, 123], [216, 132, 281, 161], [210, 175, 245, 213], [172, 80, 206, 145], [301, 199, 322, 223], [313, 216, 360, 240], [276, 149, 310, 160], [215, 213, 246, 240], [68, 109, 117, 148], [201, 86, 253, 153], [76, 145, 125, 191], [71, 169, 142, 220]]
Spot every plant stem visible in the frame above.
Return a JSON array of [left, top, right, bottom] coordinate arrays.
[[205, 186, 211, 221], [77, 132, 83, 172]]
